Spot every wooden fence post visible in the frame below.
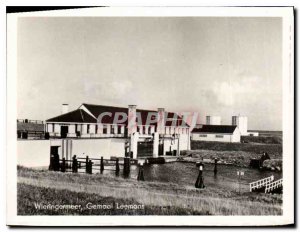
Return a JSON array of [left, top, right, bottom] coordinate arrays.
[[88, 160, 93, 174], [100, 156, 104, 173], [72, 155, 78, 173], [85, 156, 89, 174], [214, 158, 218, 175], [61, 158, 66, 173], [123, 157, 130, 176], [116, 158, 120, 174]]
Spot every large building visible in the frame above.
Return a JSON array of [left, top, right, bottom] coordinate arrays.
[[191, 125, 241, 143], [45, 103, 190, 159]]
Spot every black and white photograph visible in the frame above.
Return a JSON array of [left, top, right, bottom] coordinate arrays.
[[6, 6, 294, 226]]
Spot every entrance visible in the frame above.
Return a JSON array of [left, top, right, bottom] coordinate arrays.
[[61, 126, 68, 138], [137, 140, 153, 157], [158, 143, 164, 156]]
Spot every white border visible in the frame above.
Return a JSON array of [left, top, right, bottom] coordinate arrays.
[[6, 6, 294, 226]]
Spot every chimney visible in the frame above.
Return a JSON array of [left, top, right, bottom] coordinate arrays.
[[206, 116, 221, 125], [128, 105, 137, 136], [157, 108, 165, 134], [62, 104, 69, 114]]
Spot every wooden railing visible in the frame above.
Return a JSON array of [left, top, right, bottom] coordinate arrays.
[[249, 175, 274, 192], [49, 155, 137, 176], [265, 178, 283, 193], [17, 119, 44, 124]]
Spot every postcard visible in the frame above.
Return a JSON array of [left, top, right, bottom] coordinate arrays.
[[6, 6, 294, 226]]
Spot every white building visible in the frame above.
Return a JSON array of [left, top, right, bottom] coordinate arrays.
[[45, 103, 190, 159], [191, 125, 241, 143], [206, 116, 221, 125], [232, 116, 248, 136], [248, 131, 259, 137]]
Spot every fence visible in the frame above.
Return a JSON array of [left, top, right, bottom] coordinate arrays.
[[249, 175, 274, 192], [265, 178, 283, 193], [49, 155, 138, 176]]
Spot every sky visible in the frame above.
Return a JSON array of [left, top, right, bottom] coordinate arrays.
[[17, 17, 282, 130]]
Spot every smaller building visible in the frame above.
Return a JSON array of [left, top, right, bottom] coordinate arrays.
[[248, 131, 259, 137], [17, 119, 45, 139], [191, 125, 241, 143]]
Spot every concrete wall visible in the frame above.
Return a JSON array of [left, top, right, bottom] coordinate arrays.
[[18, 140, 51, 167], [71, 138, 125, 159], [17, 138, 126, 168]]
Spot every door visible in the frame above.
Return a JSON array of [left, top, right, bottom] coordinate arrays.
[[137, 140, 153, 157], [61, 126, 68, 138]]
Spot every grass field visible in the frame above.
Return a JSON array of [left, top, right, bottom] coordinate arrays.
[[17, 166, 282, 215], [241, 136, 282, 145], [186, 139, 282, 167], [190, 141, 282, 155]]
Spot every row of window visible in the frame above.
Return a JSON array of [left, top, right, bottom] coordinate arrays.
[[78, 124, 124, 135], [165, 127, 189, 134], [48, 123, 189, 135], [199, 134, 224, 138], [136, 126, 154, 134]]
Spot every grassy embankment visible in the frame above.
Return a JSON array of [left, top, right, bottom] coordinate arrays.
[[18, 166, 282, 216], [181, 139, 282, 168]]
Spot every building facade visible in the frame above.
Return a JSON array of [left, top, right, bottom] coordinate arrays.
[[191, 125, 241, 143], [45, 103, 190, 159]]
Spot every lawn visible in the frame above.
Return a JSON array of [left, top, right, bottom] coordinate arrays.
[[17, 166, 282, 215]]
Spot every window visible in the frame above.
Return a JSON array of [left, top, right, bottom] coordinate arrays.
[[103, 125, 107, 134], [216, 135, 224, 138], [118, 125, 122, 134], [87, 124, 90, 133], [199, 134, 207, 137], [95, 125, 98, 133]]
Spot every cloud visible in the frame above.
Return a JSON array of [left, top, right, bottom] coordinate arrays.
[[109, 80, 133, 99], [213, 82, 234, 106], [212, 72, 261, 107]]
